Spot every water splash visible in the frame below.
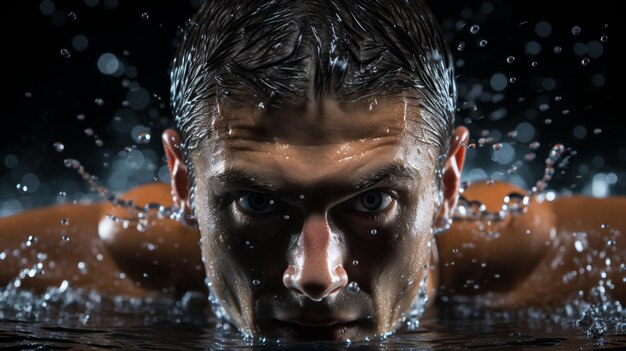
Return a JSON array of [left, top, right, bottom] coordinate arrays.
[[62, 158, 188, 231], [452, 144, 568, 223], [404, 274, 429, 331]]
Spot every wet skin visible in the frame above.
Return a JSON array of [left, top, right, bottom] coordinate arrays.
[[168, 97, 452, 340], [1, 98, 625, 342]]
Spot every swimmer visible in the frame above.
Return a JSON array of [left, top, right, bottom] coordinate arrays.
[[1, 0, 624, 342]]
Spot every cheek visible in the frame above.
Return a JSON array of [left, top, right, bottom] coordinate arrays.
[[191, 193, 257, 328], [366, 195, 435, 326], [195, 193, 290, 294]]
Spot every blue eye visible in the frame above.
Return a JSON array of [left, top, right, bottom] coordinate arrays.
[[238, 192, 277, 214], [355, 190, 393, 212]]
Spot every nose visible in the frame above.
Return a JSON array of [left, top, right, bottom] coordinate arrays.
[[282, 214, 348, 301]]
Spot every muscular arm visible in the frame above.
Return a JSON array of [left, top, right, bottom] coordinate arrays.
[[0, 203, 150, 296], [435, 181, 625, 307], [0, 183, 206, 297], [503, 196, 625, 306]]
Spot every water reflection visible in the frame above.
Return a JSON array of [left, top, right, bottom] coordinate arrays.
[[1, 287, 624, 350]]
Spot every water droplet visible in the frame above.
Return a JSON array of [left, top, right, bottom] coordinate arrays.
[[347, 281, 360, 293], [137, 131, 151, 144], [479, 39, 488, 47], [593, 128, 602, 135], [25, 92, 33, 98], [67, 12, 77, 20], [600, 224, 608, 229], [492, 143, 502, 151], [84, 128, 94, 136], [581, 58, 590, 66], [63, 158, 79, 169], [77, 261, 87, 273], [469, 24, 480, 34], [16, 183, 27, 193], [509, 77, 517, 83], [94, 98, 104, 106], [252, 279, 260, 286], [352, 260, 359, 266], [531, 61, 538, 67], [283, 214, 290, 221], [60, 48, 71, 58], [257, 102, 265, 110], [26, 235, 37, 247], [574, 240, 584, 253], [468, 143, 476, 149], [529, 141, 540, 150], [506, 56, 515, 63], [76, 114, 86, 120], [60, 218, 70, 226], [525, 153, 536, 161], [141, 12, 149, 20], [53, 142, 64, 152], [571, 25, 581, 35], [553, 46, 563, 54], [457, 42, 465, 51], [62, 235, 70, 242], [370, 229, 378, 235], [600, 35, 608, 42]]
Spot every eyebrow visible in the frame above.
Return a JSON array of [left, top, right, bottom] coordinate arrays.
[[209, 161, 419, 198]]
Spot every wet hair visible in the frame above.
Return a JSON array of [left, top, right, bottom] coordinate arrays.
[[171, 0, 455, 205]]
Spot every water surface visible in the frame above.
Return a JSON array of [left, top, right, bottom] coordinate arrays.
[[1, 288, 624, 350]]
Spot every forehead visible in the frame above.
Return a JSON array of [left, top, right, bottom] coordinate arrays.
[[192, 97, 437, 190]]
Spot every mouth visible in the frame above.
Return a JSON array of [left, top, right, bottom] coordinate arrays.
[[273, 319, 360, 341]]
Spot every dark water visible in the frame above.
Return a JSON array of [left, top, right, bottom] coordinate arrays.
[[1, 289, 625, 350]]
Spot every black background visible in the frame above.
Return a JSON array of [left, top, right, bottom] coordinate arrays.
[[1, 0, 620, 215]]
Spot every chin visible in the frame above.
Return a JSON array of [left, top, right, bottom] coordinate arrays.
[[251, 318, 384, 342], [270, 321, 361, 342]]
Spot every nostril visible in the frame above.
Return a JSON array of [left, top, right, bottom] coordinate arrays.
[[300, 282, 330, 301]]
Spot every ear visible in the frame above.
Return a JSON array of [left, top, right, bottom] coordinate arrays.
[[162, 129, 195, 226], [434, 126, 469, 234]]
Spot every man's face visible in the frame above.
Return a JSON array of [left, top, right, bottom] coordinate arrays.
[[189, 97, 441, 341]]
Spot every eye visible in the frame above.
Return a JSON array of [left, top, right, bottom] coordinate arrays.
[[354, 190, 393, 212], [237, 192, 277, 214]]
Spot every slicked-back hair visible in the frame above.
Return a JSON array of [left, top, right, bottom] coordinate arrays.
[[171, 0, 456, 206]]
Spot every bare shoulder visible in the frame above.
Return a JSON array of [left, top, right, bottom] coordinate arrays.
[[0, 201, 132, 294], [0, 202, 105, 249], [550, 195, 626, 230], [98, 182, 206, 294], [0, 182, 205, 297], [435, 181, 556, 302], [435, 182, 626, 307]]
